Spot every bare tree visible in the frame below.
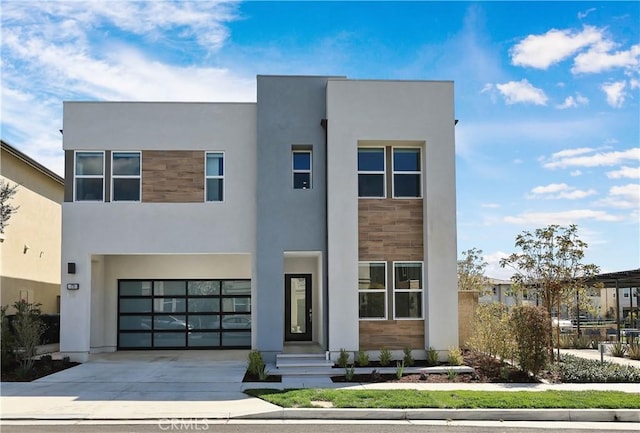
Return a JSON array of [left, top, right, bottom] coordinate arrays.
[[0, 179, 19, 234], [500, 224, 599, 361], [457, 247, 489, 293]]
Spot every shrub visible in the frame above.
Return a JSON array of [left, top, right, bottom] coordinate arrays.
[[395, 360, 405, 379], [608, 342, 627, 358], [1, 305, 16, 370], [247, 350, 265, 376], [402, 347, 414, 366], [258, 365, 269, 381], [447, 347, 463, 366], [447, 368, 458, 381], [628, 342, 640, 361], [468, 303, 514, 361], [550, 354, 640, 383], [572, 335, 595, 349], [12, 300, 46, 373], [426, 346, 439, 367], [345, 365, 355, 381], [378, 347, 392, 366], [356, 350, 369, 367], [510, 305, 549, 376], [336, 348, 350, 368]]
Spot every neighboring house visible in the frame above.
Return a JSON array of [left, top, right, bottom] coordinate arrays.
[[0, 140, 64, 314], [60, 75, 458, 362], [478, 278, 515, 306]]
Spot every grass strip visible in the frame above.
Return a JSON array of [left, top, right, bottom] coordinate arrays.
[[245, 389, 640, 409]]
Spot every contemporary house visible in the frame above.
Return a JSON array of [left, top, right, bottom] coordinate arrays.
[[60, 75, 458, 363], [1, 140, 64, 314]]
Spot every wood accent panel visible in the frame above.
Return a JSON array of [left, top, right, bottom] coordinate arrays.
[[359, 199, 423, 261], [142, 151, 204, 203], [359, 320, 424, 350]]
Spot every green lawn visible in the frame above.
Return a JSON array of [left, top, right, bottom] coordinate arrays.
[[245, 389, 640, 409]]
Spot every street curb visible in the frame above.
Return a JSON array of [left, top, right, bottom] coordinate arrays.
[[237, 408, 640, 422], [2, 409, 639, 423]]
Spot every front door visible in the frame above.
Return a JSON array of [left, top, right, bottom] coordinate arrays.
[[284, 274, 312, 341]]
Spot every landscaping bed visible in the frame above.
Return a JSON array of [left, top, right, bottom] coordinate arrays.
[[329, 350, 640, 384], [1, 357, 80, 382]]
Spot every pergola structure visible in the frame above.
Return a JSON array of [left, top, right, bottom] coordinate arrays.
[[587, 268, 640, 338]]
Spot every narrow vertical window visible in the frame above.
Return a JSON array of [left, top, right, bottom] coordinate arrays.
[[358, 147, 385, 198], [393, 262, 423, 319], [112, 152, 141, 201], [293, 150, 312, 189], [205, 152, 224, 202], [358, 262, 387, 319], [75, 151, 104, 201], [393, 148, 421, 198]]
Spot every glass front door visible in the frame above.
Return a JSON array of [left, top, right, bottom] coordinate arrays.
[[284, 274, 312, 341]]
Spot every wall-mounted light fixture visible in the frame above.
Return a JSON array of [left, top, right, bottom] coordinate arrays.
[[67, 262, 76, 274], [23, 244, 29, 254]]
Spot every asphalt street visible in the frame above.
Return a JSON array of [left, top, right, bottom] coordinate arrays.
[[2, 421, 639, 433]]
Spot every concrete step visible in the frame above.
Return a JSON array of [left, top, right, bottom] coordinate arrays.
[[275, 353, 334, 370]]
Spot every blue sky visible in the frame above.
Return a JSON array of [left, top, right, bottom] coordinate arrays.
[[1, 1, 639, 278]]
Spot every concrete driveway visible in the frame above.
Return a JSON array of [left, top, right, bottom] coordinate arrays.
[[0, 350, 282, 420]]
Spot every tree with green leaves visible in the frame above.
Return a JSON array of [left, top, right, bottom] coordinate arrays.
[[0, 179, 19, 234], [457, 247, 489, 293], [500, 224, 599, 361]]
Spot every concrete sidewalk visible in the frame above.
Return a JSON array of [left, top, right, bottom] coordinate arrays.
[[1, 350, 639, 423]]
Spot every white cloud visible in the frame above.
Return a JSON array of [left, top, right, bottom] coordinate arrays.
[[504, 209, 622, 225], [601, 81, 628, 108], [510, 26, 603, 69], [556, 93, 589, 109], [606, 166, 640, 179], [572, 43, 640, 74], [481, 203, 501, 209], [483, 251, 513, 281], [528, 183, 597, 200], [595, 184, 640, 209], [570, 170, 582, 177], [542, 147, 640, 169], [495, 79, 548, 105], [0, 0, 251, 176], [578, 8, 596, 20]]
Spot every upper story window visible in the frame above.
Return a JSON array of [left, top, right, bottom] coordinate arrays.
[[358, 262, 387, 319], [205, 152, 224, 202], [393, 148, 421, 198], [358, 147, 385, 198], [292, 150, 312, 189], [393, 262, 423, 319], [112, 152, 141, 201], [75, 151, 104, 201]]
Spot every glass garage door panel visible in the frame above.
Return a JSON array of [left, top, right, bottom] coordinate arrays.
[[119, 332, 151, 348], [154, 332, 186, 347], [120, 298, 152, 313], [118, 279, 250, 349]]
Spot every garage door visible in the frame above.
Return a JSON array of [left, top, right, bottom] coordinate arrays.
[[118, 279, 251, 349]]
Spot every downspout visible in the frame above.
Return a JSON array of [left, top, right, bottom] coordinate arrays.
[[321, 117, 329, 353]]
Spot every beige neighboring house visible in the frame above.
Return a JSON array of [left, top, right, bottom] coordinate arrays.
[[0, 140, 64, 314]]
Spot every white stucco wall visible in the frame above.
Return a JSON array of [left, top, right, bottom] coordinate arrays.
[[61, 102, 257, 361], [326, 80, 458, 355]]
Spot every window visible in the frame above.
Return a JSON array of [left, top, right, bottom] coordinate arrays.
[[358, 262, 387, 319], [393, 148, 421, 198], [393, 262, 423, 319], [293, 150, 312, 189], [358, 148, 385, 198], [75, 151, 104, 201], [112, 152, 141, 201], [205, 152, 224, 202]]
